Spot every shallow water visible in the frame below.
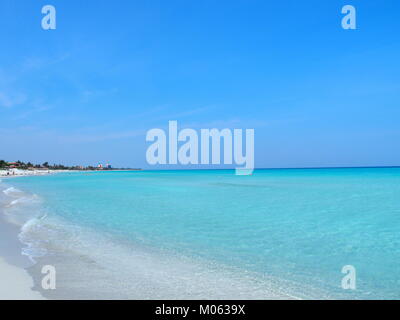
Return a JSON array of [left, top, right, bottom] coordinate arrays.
[[2, 168, 400, 299]]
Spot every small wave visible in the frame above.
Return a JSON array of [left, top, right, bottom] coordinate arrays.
[[5, 194, 40, 207], [7, 198, 24, 207], [6, 199, 18, 207], [3, 187, 23, 196], [20, 215, 47, 233], [1, 188, 44, 229], [19, 216, 49, 263]]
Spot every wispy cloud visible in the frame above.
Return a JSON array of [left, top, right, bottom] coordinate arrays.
[[60, 129, 145, 143], [21, 53, 72, 72], [12, 104, 52, 120], [0, 91, 26, 108], [0, 126, 146, 144], [181, 118, 270, 130]]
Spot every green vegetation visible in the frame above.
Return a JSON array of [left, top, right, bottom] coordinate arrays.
[[0, 160, 8, 168], [0, 160, 86, 170], [0, 160, 139, 171]]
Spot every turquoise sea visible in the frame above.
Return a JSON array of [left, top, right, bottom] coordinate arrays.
[[1, 168, 400, 299]]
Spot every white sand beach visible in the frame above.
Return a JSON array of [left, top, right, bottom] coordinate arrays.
[[0, 169, 55, 177], [0, 170, 54, 300], [0, 257, 44, 300]]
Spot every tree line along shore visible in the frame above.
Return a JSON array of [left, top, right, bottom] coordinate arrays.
[[0, 160, 140, 171]]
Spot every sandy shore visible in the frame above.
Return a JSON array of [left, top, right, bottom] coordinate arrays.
[[0, 168, 61, 177], [0, 257, 45, 300], [0, 220, 44, 300], [0, 170, 53, 300]]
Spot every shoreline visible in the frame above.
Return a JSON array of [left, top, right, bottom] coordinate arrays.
[[0, 168, 73, 178], [0, 171, 53, 300], [1, 169, 338, 300], [0, 216, 46, 299], [0, 256, 45, 300], [0, 171, 300, 300]]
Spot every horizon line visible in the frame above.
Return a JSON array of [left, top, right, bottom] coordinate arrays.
[[139, 165, 400, 171]]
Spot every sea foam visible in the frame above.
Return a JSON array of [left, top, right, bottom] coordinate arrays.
[[3, 187, 23, 196]]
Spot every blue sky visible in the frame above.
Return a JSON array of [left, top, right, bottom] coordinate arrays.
[[0, 0, 399, 168]]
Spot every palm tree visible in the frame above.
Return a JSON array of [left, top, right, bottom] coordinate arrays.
[[0, 160, 7, 168]]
